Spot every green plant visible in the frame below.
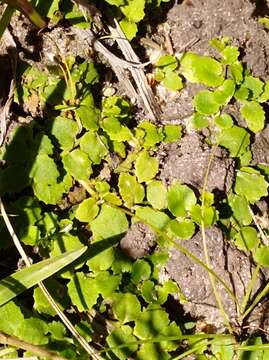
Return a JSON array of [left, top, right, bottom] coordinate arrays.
[[2, 1, 269, 358]]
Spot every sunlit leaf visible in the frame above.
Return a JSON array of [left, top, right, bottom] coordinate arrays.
[[75, 197, 99, 222], [80, 131, 108, 164], [234, 168, 268, 203], [0, 247, 86, 306], [168, 219, 195, 240], [118, 173, 145, 207], [234, 227, 259, 251], [50, 116, 79, 150], [167, 182, 196, 217], [162, 70, 183, 91], [228, 194, 252, 226], [135, 206, 170, 231], [156, 55, 178, 71], [214, 113, 233, 129], [62, 149, 92, 181], [194, 90, 221, 115], [254, 246, 269, 266], [180, 52, 224, 86], [191, 113, 209, 129], [242, 76, 264, 99], [91, 204, 129, 240], [147, 180, 167, 210], [135, 151, 159, 183], [217, 125, 250, 157], [240, 101, 265, 133]]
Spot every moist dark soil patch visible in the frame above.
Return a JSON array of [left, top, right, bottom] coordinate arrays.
[[1, 0, 269, 343]]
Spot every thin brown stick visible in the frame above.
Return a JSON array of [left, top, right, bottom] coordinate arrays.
[[0, 331, 67, 360]]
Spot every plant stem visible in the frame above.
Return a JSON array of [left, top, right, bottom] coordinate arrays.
[[0, 331, 67, 360], [200, 145, 233, 334], [240, 264, 260, 315], [241, 280, 269, 320]]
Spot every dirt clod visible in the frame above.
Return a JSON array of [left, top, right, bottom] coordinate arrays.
[[160, 133, 234, 196], [120, 222, 156, 259]]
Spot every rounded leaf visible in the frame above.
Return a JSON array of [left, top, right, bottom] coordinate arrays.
[[240, 101, 265, 133], [91, 204, 129, 240], [194, 90, 221, 115], [106, 326, 138, 360], [135, 206, 170, 231], [118, 173, 145, 207], [146, 180, 167, 210], [67, 273, 99, 311], [234, 226, 259, 251], [214, 114, 233, 129], [62, 149, 92, 181], [75, 198, 99, 222], [50, 116, 79, 150], [213, 79, 235, 105], [156, 55, 178, 71], [191, 113, 209, 129], [242, 76, 264, 99], [112, 293, 141, 323], [217, 125, 250, 157], [180, 52, 224, 86], [162, 70, 183, 91], [131, 259, 151, 284], [168, 219, 195, 240], [135, 151, 159, 183], [254, 246, 269, 266], [167, 183, 196, 217], [235, 168, 268, 204], [134, 305, 169, 339], [228, 194, 252, 226], [80, 131, 108, 165]]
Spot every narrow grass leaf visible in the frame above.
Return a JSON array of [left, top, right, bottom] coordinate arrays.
[[0, 247, 86, 306]]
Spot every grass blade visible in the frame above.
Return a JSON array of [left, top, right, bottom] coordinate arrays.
[[0, 5, 15, 39], [0, 246, 86, 306]]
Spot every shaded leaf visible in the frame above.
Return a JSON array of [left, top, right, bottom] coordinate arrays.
[[106, 325, 138, 360], [112, 293, 141, 323], [67, 273, 99, 311]]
